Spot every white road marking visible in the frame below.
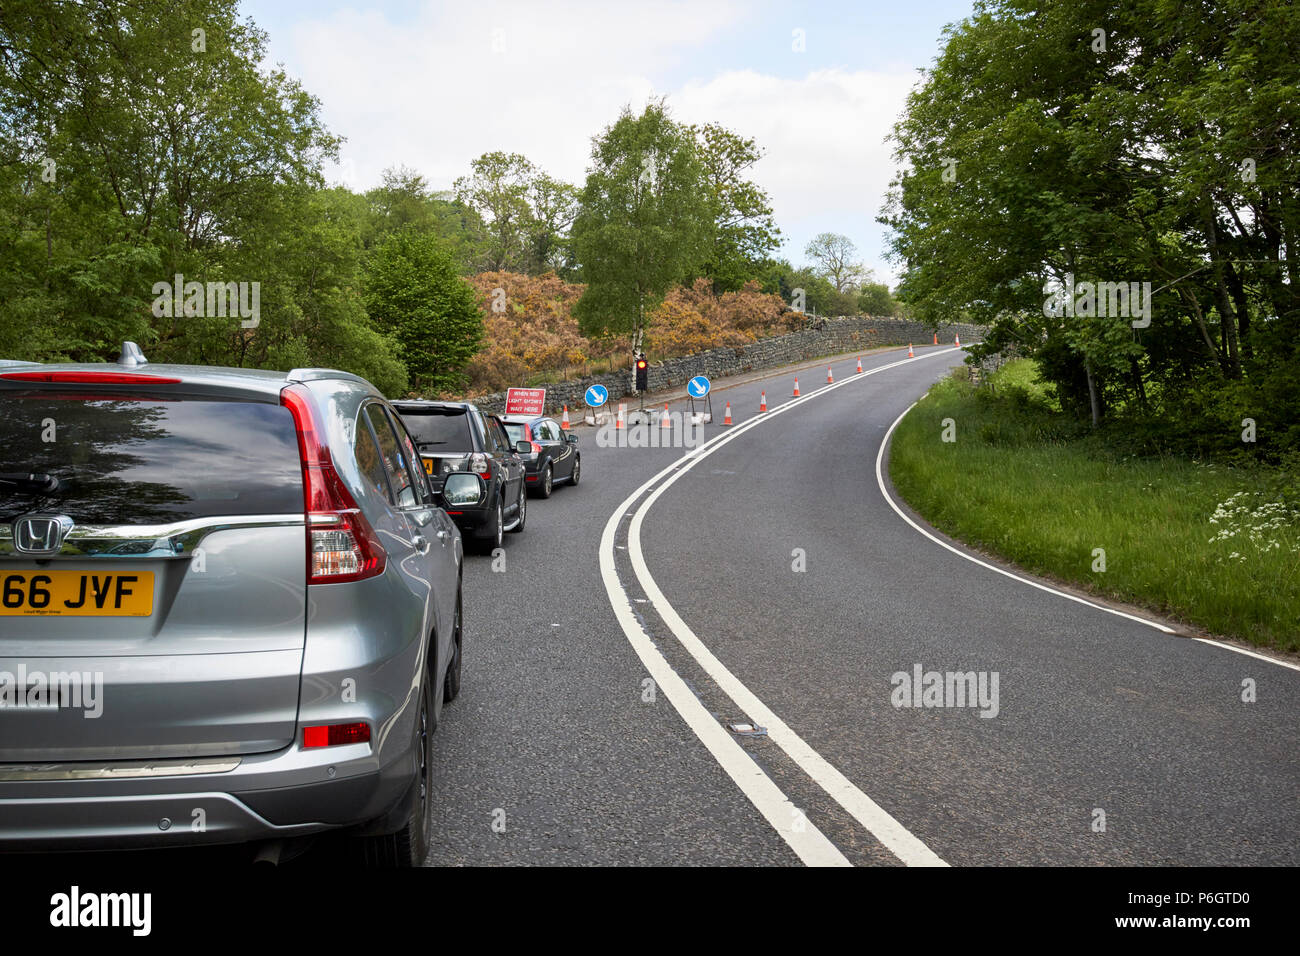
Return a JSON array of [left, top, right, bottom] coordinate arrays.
[[877, 403, 1300, 672], [875, 402, 1175, 633], [600, 484, 851, 867], [602, 350, 956, 867], [1192, 638, 1300, 672]]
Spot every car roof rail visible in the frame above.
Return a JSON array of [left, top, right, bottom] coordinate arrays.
[[118, 341, 148, 367], [285, 367, 374, 386]]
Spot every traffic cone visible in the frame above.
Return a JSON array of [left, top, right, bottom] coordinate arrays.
[[856, 358, 863, 374], [792, 378, 800, 397], [661, 403, 671, 428], [723, 401, 733, 425], [933, 332, 938, 345], [908, 344, 914, 357], [616, 403, 626, 429], [955, 333, 961, 347], [561, 405, 571, 430], [827, 367, 834, 384], [759, 391, 768, 412]]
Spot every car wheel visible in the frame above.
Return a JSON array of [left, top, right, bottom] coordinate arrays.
[[357, 668, 434, 866], [444, 583, 462, 702], [508, 482, 526, 533], [568, 454, 581, 486], [539, 464, 553, 498]]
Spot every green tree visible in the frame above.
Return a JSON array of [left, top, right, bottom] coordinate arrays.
[[804, 233, 866, 293], [882, 0, 1300, 446], [454, 151, 536, 273], [524, 172, 580, 276], [690, 122, 781, 292], [857, 282, 899, 317], [571, 101, 709, 346], [0, 0, 342, 367], [364, 232, 483, 393], [755, 258, 837, 316], [364, 166, 483, 271]]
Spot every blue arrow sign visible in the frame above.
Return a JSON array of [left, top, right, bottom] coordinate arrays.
[[687, 375, 711, 398], [584, 384, 609, 408]]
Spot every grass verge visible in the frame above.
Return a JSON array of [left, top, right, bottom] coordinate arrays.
[[889, 359, 1300, 653]]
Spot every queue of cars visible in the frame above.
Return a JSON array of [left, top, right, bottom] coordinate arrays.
[[0, 346, 580, 864]]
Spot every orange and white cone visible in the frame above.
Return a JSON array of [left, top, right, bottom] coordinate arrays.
[[856, 358, 863, 374], [792, 378, 800, 397], [661, 403, 671, 428], [561, 405, 571, 430], [723, 401, 733, 425], [955, 333, 961, 347], [827, 367, 834, 384], [933, 332, 938, 345], [759, 391, 768, 413], [908, 343, 914, 357], [616, 403, 626, 429]]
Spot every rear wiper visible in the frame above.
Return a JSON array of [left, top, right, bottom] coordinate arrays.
[[0, 472, 60, 493]]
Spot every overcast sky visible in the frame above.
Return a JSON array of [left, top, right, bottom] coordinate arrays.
[[240, 0, 976, 286]]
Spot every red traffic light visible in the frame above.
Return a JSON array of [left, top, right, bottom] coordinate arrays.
[[636, 360, 647, 369]]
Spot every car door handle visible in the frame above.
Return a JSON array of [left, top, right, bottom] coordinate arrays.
[[412, 534, 430, 554]]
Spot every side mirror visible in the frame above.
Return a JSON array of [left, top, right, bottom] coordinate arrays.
[[439, 472, 485, 507], [515, 439, 532, 454], [565, 434, 579, 445]]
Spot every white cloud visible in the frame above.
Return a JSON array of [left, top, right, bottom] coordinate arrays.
[[673, 68, 916, 283], [263, 0, 914, 283]]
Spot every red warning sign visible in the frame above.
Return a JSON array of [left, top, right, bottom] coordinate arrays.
[[505, 387, 546, 416]]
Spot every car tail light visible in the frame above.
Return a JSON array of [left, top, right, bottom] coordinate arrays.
[[530, 441, 542, 454], [303, 722, 371, 748], [0, 371, 182, 384], [281, 384, 387, 584], [469, 452, 491, 479]]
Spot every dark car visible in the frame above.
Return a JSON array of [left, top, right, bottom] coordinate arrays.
[[391, 400, 528, 551], [499, 415, 581, 498]]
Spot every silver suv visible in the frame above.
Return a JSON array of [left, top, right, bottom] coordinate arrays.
[[0, 348, 465, 865]]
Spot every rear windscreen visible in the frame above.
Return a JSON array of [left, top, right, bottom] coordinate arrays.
[[397, 408, 474, 451], [0, 395, 303, 523], [501, 422, 526, 443]]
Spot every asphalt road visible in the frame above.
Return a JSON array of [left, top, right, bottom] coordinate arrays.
[[426, 344, 1300, 866]]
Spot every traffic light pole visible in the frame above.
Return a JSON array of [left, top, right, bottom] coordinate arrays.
[[632, 350, 649, 423]]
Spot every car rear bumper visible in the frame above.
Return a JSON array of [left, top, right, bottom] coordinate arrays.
[[444, 501, 492, 533], [0, 737, 415, 850]]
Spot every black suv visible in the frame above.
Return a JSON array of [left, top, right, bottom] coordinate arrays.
[[391, 401, 528, 552]]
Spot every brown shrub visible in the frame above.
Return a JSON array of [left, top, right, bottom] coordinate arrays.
[[448, 273, 793, 396]]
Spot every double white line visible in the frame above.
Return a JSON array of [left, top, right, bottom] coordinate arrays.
[[599, 350, 955, 866]]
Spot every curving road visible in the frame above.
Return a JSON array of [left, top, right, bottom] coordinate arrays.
[[426, 345, 1300, 866]]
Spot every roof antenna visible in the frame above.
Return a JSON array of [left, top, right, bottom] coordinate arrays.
[[118, 341, 148, 368]]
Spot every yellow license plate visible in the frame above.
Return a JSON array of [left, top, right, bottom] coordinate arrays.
[[0, 571, 155, 617], [423, 458, 435, 475]]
